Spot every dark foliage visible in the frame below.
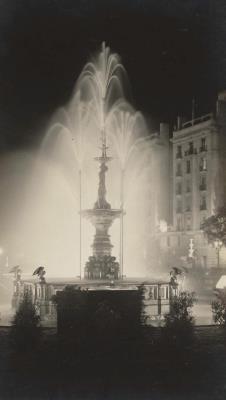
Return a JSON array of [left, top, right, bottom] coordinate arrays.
[[201, 206, 226, 246], [10, 292, 41, 352], [212, 289, 226, 326], [163, 291, 196, 347], [53, 284, 146, 354]]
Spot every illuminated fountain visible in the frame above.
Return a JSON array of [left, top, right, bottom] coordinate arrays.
[[37, 42, 150, 278], [78, 42, 125, 280], [82, 140, 122, 280]]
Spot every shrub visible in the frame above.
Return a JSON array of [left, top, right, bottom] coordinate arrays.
[[163, 291, 196, 346], [212, 289, 226, 326], [10, 291, 41, 351]]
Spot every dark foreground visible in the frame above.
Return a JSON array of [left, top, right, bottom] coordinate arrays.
[[0, 326, 226, 400]]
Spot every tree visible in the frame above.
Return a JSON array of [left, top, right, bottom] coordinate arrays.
[[212, 289, 226, 326], [11, 291, 41, 351], [201, 207, 226, 246], [201, 207, 226, 268]]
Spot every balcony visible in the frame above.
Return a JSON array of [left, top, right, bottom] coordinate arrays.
[[200, 145, 207, 153], [184, 148, 197, 156], [200, 204, 207, 211], [199, 166, 207, 172], [182, 113, 213, 129]]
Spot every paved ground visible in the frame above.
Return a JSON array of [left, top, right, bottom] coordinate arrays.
[[193, 295, 214, 325], [0, 325, 226, 399]]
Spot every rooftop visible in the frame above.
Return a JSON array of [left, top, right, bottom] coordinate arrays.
[[172, 113, 215, 141]]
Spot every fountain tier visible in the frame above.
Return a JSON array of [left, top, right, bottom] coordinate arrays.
[[82, 143, 122, 280]]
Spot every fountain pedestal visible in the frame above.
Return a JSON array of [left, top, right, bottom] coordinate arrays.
[[82, 145, 122, 280]]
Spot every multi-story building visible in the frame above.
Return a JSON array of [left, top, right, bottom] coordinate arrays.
[[152, 93, 226, 273]]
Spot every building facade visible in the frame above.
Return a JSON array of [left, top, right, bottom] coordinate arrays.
[[151, 93, 226, 273]]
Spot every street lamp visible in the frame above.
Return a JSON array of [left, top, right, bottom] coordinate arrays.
[[214, 239, 223, 269]]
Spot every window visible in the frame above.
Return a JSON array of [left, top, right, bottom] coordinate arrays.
[[186, 215, 191, 230], [176, 145, 182, 159], [186, 197, 191, 212], [176, 163, 182, 176], [200, 195, 207, 210], [200, 157, 207, 171], [189, 142, 194, 154], [186, 180, 191, 193], [176, 199, 182, 213], [186, 160, 191, 174], [177, 216, 183, 231], [200, 176, 206, 190], [176, 182, 182, 194], [200, 137, 207, 152]]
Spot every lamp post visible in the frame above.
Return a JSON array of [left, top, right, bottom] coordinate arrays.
[[79, 168, 82, 280], [120, 168, 125, 279], [214, 239, 223, 269]]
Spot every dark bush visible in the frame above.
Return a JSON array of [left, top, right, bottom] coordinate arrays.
[[10, 292, 41, 352], [163, 291, 196, 347], [212, 289, 226, 326], [54, 284, 146, 354]]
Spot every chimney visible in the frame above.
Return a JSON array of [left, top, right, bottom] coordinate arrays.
[[216, 91, 226, 121], [177, 116, 182, 130]]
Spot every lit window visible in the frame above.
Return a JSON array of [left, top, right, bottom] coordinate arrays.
[[200, 157, 207, 171]]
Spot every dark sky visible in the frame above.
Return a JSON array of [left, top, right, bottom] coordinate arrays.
[[0, 0, 225, 149]]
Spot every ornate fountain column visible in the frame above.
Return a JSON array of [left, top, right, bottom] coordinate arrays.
[[82, 143, 122, 280]]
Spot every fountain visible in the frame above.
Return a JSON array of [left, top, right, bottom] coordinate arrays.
[[9, 42, 177, 327], [82, 134, 122, 280], [34, 43, 148, 279]]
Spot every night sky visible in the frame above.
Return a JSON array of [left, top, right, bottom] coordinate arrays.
[[0, 0, 225, 149]]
